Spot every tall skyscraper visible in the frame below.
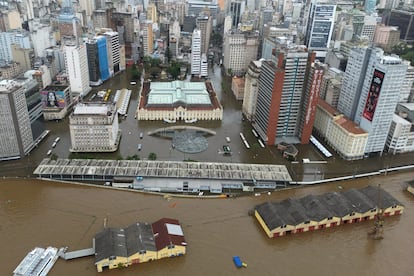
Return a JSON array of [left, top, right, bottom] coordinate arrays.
[[191, 29, 201, 76], [253, 45, 316, 145], [86, 36, 110, 86], [64, 43, 91, 97], [58, 0, 83, 46], [197, 13, 212, 55], [304, 0, 336, 51], [229, 0, 245, 28], [243, 60, 262, 121], [0, 80, 34, 160], [141, 20, 154, 57], [103, 31, 121, 75], [356, 56, 408, 154]]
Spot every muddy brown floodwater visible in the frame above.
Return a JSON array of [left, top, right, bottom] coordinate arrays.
[[1, 171, 414, 276]]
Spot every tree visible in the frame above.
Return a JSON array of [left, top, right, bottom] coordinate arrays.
[[50, 153, 58, 161], [148, 67, 161, 79], [211, 33, 223, 47], [167, 61, 181, 80], [131, 64, 141, 80], [165, 47, 172, 63], [148, 152, 157, 160]]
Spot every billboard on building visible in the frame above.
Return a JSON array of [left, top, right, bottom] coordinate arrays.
[[362, 69, 385, 122], [41, 90, 65, 108]]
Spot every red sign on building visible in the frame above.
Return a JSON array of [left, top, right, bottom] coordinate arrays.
[[363, 69, 385, 122]]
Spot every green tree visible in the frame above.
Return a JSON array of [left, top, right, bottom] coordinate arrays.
[[143, 56, 153, 70], [131, 64, 140, 80], [148, 152, 157, 160], [50, 153, 58, 161], [165, 47, 172, 63], [167, 61, 181, 80], [211, 33, 223, 47], [149, 67, 161, 79]]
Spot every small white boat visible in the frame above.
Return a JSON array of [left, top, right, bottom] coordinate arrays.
[[52, 142, 57, 148], [163, 118, 176, 123], [225, 137, 231, 143], [185, 118, 197, 123], [54, 137, 60, 143], [47, 150, 52, 155]]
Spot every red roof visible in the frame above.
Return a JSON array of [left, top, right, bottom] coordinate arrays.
[[152, 218, 187, 250]]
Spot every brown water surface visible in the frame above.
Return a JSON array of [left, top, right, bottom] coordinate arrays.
[[1, 172, 414, 276]]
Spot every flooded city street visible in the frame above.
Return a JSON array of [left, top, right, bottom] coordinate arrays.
[[1, 172, 414, 275]]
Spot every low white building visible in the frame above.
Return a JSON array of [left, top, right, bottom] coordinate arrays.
[[386, 103, 414, 154], [314, 99, 368, 160], [69, 102, 121, 152]]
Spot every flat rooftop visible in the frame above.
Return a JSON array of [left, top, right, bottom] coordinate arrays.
[[33, 159, 292, 182]]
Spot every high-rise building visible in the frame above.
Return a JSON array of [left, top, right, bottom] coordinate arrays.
[[243, 60, 262, 121], [400, 64, 414, 103], [386, 9, 414, 43], [197, 13, 212, 55], [86, 36, 110, 86], [141, 20, 154, 57], [40, 85, 73, 121], [64, 43, 91, 97], [0, 31, 31, 62], [337, 47, 381, 121], [0, 80, 34, 161], [191, 29, 201, 76], [357, 55, 408, 154], [58, 0, 83, 46], [200, 54, 208, 78], [69, 102, 121, 152], [253, 45, 316, 145], [364, 0, 376, 14], [304, 0, 336, 51], [229, 0, 245, 28], [223, 30, 259, 76], [103, 31, 121, 75], [374, 24, 401, 52]]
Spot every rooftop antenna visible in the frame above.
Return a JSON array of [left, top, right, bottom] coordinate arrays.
[[368, 184, 384, 240]]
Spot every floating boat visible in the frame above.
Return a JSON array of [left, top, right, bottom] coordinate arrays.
[[13, 247, 59, 276], [225, 137, 231, 143], [232, 256, 247, 268], [252, 129, 259, 138], [47, 150, 52, 156], [51, 142, 57, 148], [185, 118, 197, 123], [54, 137, 60, 143], [223, 145, 232, 155], [163, 118, 176, 124], [140, 132, 143, 139]]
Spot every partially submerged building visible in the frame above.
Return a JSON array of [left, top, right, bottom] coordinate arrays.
[[255, 186, 404, 238], [94, 218, 186, 272]]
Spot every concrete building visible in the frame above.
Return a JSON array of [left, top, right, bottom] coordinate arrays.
[[359, 56, 407, 154], [400, 63, 414, 103], [304, 0, 336, 51], [11, 44, 33, 72], [197, 13, 212, 55], [191, 29, 201, 76], [69, 102, 121, 152], [64, 43, 90, 97], [386, 9, 414, 43], [136, 81, 222, 121], [92, 9, 110, 30], [243, 60, 262, 121], [223, 30, 259, 76], [103, 31, 121, 76], [57, 3, 83, 46], [0, 61, 22, 79], [320, 67, 343, 109], [86, 36, 110, 86], [41, 85, 72, 121], [0, 31, 31, 62], [28, 20, 56, 58], [253, 45, 315, 145], [13, 77, 42, 124], [228, 0, 245, 28], [200, 54, 208, 78], [0, 10, 21, 31], [314, 99, 368, 160], [0, 80, 34, 161], [141, 20, 154, 57], [374, 25, 400, 52], [364, 0, 377, 14], [386, 103, 414, 154], [231, 76, 245, 100]]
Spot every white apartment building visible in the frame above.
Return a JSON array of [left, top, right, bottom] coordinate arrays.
[[314, 99, 368, 160], [223, 31, 259, 76], [64, 43, 91, 97], [69, 103, 121, 152], [243, 60, 262, 121], [141, 20, 153, 57], [191, 29, 201, 76], [400, 63, 414, 103], [29, 20, 57, 58], [0, 31, 31, 62], [0, 80, 34, 161], [386, 114, 414, 154], [103, 31, 121, 75]]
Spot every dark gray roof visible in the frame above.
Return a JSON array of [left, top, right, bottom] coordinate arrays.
[[255, 186, 402, 231], [299, 194, 334, 221], [341, 189, 375, 213], [359, 185, 402, 209], [95, 222, 157, 263], [256, 201, 286, 230], [94, 228, 128, 263], [318, 192, 355, 217], [124, 222, 156, 255]]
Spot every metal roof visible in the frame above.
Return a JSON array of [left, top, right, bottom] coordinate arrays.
[[33, 158, 292, 182], [147, 81, 212, 105]]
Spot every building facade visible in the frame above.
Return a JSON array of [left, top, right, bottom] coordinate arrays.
[[136, 81, 223, 121], [64, 43, 90, 96], [69, 102, 121, 152], [242, 60, 262, 121], [191, 29, 201, 76], [0, 80, 34, 161], [41, 85, 72, 120]]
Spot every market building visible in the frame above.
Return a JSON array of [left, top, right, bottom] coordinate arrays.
[[254, 186, 404, 238], [136, 80, 222, 121]]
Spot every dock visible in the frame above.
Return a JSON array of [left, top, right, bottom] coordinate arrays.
[[13, 246, 63, 276], [60, 248, 95, 260]]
